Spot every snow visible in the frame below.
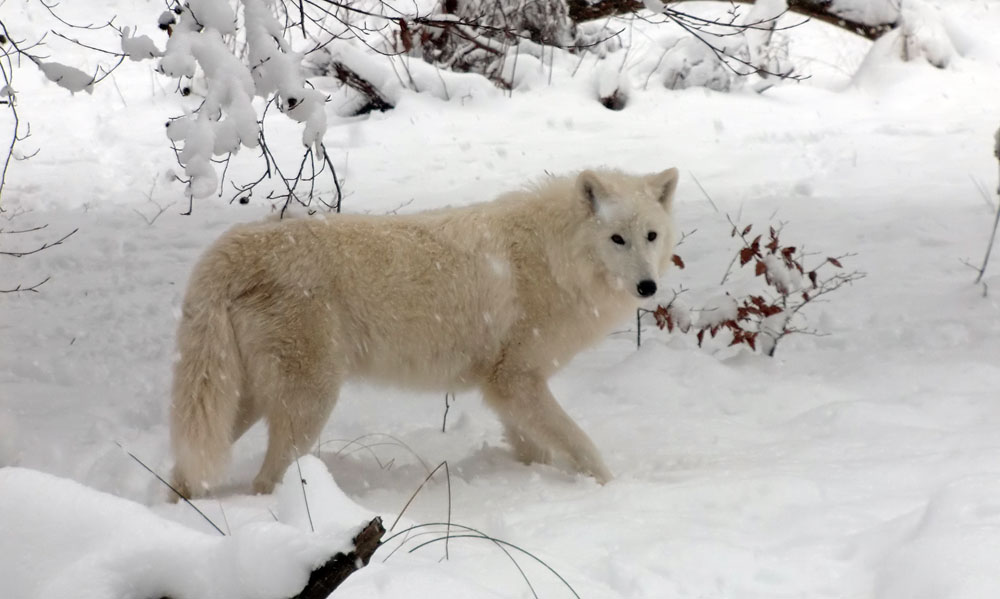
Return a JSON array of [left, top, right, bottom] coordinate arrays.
[[830, 0, 901, 27], [120, 26, 164, 61], [761, 252, 805, 294], [0, 465, 345, 599], [696, 293, 739, 328], [275, 454, 378, 536], [34, 60, 95, 95], [664, 297, 692, 333], [4, 1, 1000, 598], [187, 0, 238, 36]]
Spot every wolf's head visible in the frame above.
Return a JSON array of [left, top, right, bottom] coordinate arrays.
[[576, 168, 679, 300]]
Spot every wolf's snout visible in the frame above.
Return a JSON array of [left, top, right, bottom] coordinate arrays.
[[637, 280, 657, 297]]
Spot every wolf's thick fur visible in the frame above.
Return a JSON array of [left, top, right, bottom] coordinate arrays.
[[170, 168, 680, 497]]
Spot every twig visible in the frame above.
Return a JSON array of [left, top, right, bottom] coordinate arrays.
[[0, 224, 48, 235], [293, 457, 316, 533], [0, 228, 78, 257], [441, 392, 454, 432], [0, 276, 50, 293], [388, 461, 453, 561], [689, 172, 719, 213], [133, 183, 174, 226], [974, 169, 1000, 286], [217, 500, 232, 535], [325, 432, 431, 473], [113, 441, 226, 536], [970, 174, 996, 210], [389, 522, 581, 599]]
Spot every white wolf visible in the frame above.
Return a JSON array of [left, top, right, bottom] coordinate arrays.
[[170, 168, 680, 498]]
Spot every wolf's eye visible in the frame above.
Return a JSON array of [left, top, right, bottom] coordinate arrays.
[[611, 234, 625, 245], [647, 231, 658, 242]]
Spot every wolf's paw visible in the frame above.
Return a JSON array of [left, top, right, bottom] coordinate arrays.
[[575, 456, 613, 485], [590, 468, 613, 485], [505, 431, 553, 466], [252, 476, 278, 496]]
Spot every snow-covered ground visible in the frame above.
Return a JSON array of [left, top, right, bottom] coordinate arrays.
[[3, 1, 1000, 597]]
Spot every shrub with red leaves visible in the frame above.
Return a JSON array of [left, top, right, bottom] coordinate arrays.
[[643, 220, 864, 357]]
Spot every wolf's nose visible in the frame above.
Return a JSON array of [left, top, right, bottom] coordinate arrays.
[[637, 280, 657, 297]]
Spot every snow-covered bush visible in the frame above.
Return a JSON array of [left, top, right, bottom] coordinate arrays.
[[658, 36, 744, 93], [312, 0, 805, 101], [897, 1, 957, 68], [387, 0, 578, 90], [850, 0, 957, 76], [625, 0, 805, 95]]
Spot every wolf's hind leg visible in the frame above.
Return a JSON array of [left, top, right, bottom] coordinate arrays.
[[251, 359, 342, 495], [232, 385, 261, 443]]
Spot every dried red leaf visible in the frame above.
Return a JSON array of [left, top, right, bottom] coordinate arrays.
[[739, 247, 757, 266], [746, 333, 757, 351], [755, 260, 767, 277], [808, 270, 818, 287], [742, 224, 753, 236], [653, 306, 669, 329], [399, 19, 413, 52], [672, 254, 686, 269], [828, 257, 843, 268], [762, 305, 784, 317], [696, 329, 705, 346]]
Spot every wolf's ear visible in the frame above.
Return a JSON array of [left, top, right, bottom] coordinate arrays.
[[577, 170, 608, 214], [651, 168, 679, 211]]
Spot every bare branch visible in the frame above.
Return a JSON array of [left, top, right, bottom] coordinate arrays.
[[0, 276, 50, 293], [0, 228, 78, 257], [0, 223, 48, 235], [38, 0, 118, 31]]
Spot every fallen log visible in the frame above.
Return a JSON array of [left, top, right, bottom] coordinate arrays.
[[566, 0, 897, 41], [292, 517, 386, 599]]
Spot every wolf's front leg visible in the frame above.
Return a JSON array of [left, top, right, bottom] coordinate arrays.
[[484, 372, 612, 484]]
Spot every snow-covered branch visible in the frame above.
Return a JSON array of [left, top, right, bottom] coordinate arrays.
[[139, 1, 333, 205]]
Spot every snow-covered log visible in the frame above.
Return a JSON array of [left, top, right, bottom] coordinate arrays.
[[567, 0, 899, 40]]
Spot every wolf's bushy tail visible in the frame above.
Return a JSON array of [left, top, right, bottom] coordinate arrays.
[[170, 246, 245, 500]]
